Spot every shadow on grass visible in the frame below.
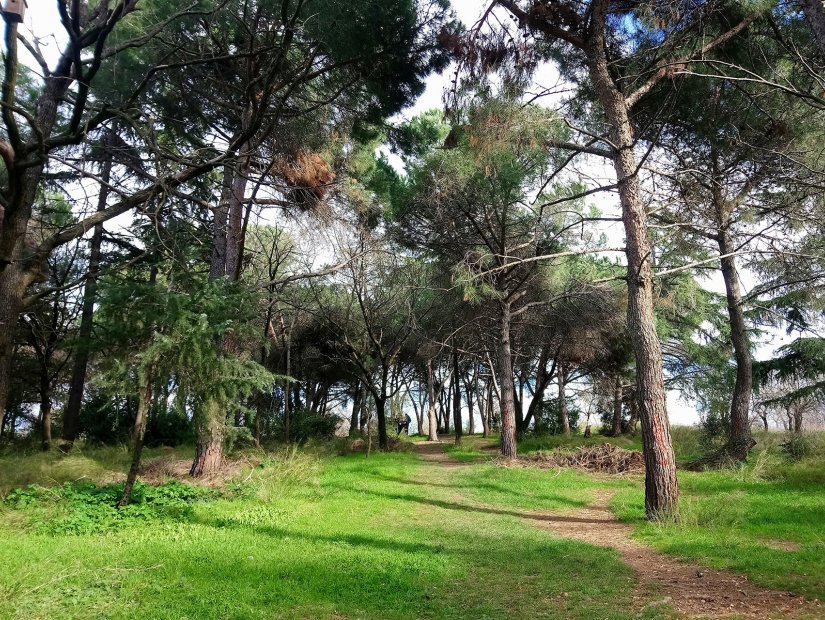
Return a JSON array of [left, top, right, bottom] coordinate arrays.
[[322, 483, 602, 523]]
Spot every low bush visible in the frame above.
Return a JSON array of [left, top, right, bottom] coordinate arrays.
[[3, 479, 212, 535]]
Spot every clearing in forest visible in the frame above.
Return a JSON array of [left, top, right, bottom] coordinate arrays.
[[0, 438, 823, 619]]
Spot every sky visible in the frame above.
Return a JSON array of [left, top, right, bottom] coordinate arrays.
[[15, 0, 803, 428]]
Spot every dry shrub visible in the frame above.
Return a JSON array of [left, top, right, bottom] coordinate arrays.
[[139, 454, 258, 487], [271, 151, 335, 208], [506, 443, 645, 474]]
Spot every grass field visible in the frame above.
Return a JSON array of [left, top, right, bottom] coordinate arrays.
[[0, 429, 822, 619]]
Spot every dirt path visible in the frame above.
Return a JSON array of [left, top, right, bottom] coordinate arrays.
[[411, 440, 821, 619]]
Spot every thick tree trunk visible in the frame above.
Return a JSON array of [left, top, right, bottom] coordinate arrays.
[[558, 362, 570, 436], [376, 395, 388, 450], [190, 399, 225, 477], [498, 302, 517, 459], [191, 155, 251, 476], [611, 373, 623, 436], [586, 21, 678, 519], [717, 225, 755, 460], [793, 408, 803, 433], [119, 366, 154, 507], [452, 345, 462, 444], [803, 0, 825, 58], [426, 359, 439, 441], [0, 266, 29, 422]]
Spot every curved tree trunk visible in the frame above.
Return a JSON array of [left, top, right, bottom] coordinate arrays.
[[498, 301, 517, 459], [717, 226, 755, 460]]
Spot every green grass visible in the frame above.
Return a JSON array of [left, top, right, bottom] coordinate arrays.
[[0, 445, 657, 619], [0, 444, 193, 495], [1, 431, 822, 618], [613, 436, 825, 601]]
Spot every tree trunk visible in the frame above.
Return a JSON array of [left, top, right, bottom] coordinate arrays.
[[611, 373, 623, 436], [426, 359, 439, 441], [802, 0, 825, 58], [349, 380, 362, 437], [61, 140, 112, 450], [558, 362, 570, 436], [119, 366, 154, 507], [464, 366, 476, 436], [498, 302, 517, 459], [190, 399, 225, 477], [441, 384, 450, 434], [481, 378, 492, 438], [525, 345, 553, 431], [452, 345, 462, 444], [717, 223, 755, 460], [375, 395, 388, 450], [39, 369, 51, 450], [586, 20, 678, 518], [0, 266, 30, 423]]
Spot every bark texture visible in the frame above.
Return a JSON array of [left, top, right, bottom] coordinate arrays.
[[585, 8, 678, 518], [717, 227, 755, 460], [803, 0, 825, 58], [498, 302, 517, 459]]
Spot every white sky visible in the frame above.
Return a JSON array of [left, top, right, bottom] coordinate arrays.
[[15, 0, 805, 428]]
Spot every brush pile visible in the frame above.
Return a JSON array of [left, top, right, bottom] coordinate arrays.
[[513, 443, 645, 474]]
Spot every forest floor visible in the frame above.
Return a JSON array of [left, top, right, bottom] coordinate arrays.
[[0, 432, 823, 619]]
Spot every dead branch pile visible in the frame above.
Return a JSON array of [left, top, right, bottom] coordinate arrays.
[[512, 443, 645, 474]]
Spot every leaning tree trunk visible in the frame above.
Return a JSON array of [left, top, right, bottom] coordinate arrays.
[[586, 25, 678, 519], [802, 0, 825, 58], [498, 301, 517, 459], [717, 225, 755, 460], [558, 362, 571, 436], [611, 373, 623, 436], [119, 366, 154, 507]]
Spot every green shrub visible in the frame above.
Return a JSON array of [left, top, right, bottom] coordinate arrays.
[[3, 479, 212, 535]]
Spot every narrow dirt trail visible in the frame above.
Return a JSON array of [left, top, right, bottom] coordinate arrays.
[[411, 439, 821, 619]]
